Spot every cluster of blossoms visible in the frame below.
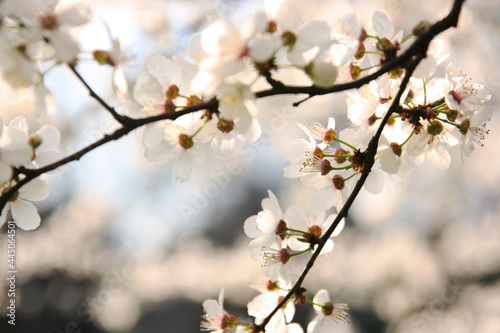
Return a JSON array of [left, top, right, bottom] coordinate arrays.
[[282, 60, 491, 213], [199, 4, 492, 333], [0, 0, 131, 119], [131, 0, 347, 181], [200, 191, 349, 333], [0, 116, 60, 230]]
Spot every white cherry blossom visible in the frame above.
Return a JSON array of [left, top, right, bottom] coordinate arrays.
[[201, 287, 238, 333], [0, 178, 49, 230], [307, 289, 349, 333], [444, 63, 490, 115]]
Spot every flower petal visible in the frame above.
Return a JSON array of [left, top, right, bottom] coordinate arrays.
[[12, 199, 40, 230], [19, 178, 49, 201]]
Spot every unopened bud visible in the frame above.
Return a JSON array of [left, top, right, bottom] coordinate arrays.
[[355, 42, 365, 60], [165, 85, 179, 100], [164, 99, 176, 113], [294, 287, 308, 305], [390, 142, 402, 157], [221, 314, 238, 330], [186, 95, 202, 106], [275, 219, 287, 240], [322, 301, 334, 316], [308, 225, 322, 239], [376, 37, 392, 52], [178, 133, 193, 149], [282, 31, 297, 50], [266, 280, 278, 291], [404, 89, 415, 104], [266, 21, 277, 33], [427, 120, 443, 136], [359, 28, 368, 42], [29, 134, 43, 150], [389, 67, 403, 79], [350, 63, 361, 80], [334, 148, 349, 164], [332, 174, 345, 190], [279, 248, 291, 264], [447, 109, 459, 122], [217, 117, 235, 133], [313, 147, 324, 159], [93, 50, 114, 66], [459, 118, 470, 135], [321, 159, 334, 175], [305, 60, 338, 88], [40, 14, 58, 30], [368, 114, 378, 126], [323, 128, 336, 142]]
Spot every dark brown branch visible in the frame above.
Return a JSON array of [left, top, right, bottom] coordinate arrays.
[[68, 64, 134, 125], [255, 54, 422, 333], [0, 100, 218, 213], [254, 0, 465, 103]]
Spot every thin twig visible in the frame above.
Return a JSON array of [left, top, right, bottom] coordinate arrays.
[[68, 64, 133, 125]]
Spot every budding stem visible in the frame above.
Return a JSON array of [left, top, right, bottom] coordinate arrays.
[[332, 137, 357, 151]]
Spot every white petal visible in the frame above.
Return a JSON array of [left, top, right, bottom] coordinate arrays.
[[113, 68, 129, 96], [256, 210, 278, 233], [8, 116, 29, 143], [145, 54, 183, 88], [289, 323, 304, 333], [307, 317, 327, 333], [173, 151, 192, 181], [266, 190, 282, 219], [218, 287, 225, 308], [244, 215, 262, 238], [427, 145, 450, 171], [372, 11, 394, 39], [45, 30, 80, 63], [273, 1, 300, 31], [202, 299, 223, 318], [211, 133, 235, 157], [57, 3, 92, 26], [236, 119, 261, 143], [189, 142, 206, 166], [248, 294, 276, 320], [413, 57, 437, 79], [19, 178, 49, 201], [364, 168, 384, 193], [2, 142, 32, 166], [249, 36, 279, 63], [0, 162, 11, 183], [285, 206, 309, 230], [33, 151, 62, 168], [283, 139, 310, 162], [143, 122, 165, 149], [296, 20, 331, 51], [133, 72, 164, 108], [311, 188, 336, 210], [144, 141, 179, 163], [11, 199, 40, 230], [36, 125, 60, 151]]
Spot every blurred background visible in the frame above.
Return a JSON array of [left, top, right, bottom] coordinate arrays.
[[0, 0, 499, 332]]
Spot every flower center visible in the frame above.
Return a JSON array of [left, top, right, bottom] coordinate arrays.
[[40, 14, 59, 30], [178, 134, 194, 149]]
